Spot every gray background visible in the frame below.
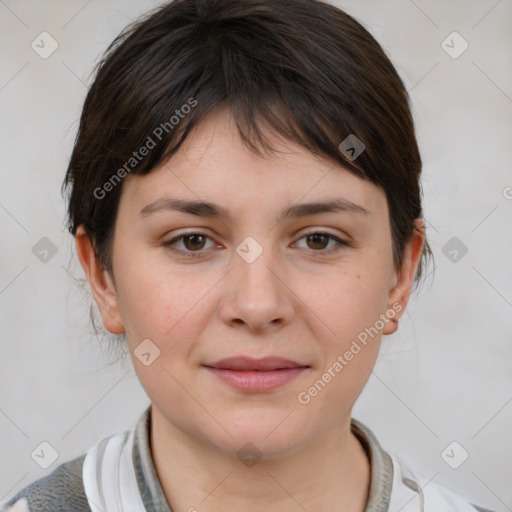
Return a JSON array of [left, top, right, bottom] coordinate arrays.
[[1, 0, 511, 510]]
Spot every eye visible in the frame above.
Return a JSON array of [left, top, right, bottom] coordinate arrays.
[[294, 231, 348, 254], [164, 232, 217, 257]]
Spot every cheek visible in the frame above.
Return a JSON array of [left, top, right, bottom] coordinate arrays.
[[294, 272, 384, 414], [303, 262, 391, 388], [116, 270, 209, 408], [113, 239, 193, 332], [309, 265, 392, 339], [119, 276, 202, 345], [114, 256, 219, 380]]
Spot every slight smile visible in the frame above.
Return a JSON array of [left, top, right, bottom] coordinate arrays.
[[202, 356, 311, 392]]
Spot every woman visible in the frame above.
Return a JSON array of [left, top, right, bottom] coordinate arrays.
[[1, 0, 496, 510]]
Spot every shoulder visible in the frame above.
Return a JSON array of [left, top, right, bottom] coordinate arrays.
[[389, 454, 497, 512], [350, 418, 497, 512], [0, 454, 91, 512]]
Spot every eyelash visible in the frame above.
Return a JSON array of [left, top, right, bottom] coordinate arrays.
[[163, 231, 349, 258]]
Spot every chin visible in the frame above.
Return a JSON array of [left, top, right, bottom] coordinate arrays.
[[208, 411, 311, 459]]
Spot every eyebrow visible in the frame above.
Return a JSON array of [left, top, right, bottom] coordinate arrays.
[[139, 196, 369, 222]]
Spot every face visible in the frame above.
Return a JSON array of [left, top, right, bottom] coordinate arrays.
[[77, 105, 422, 459]]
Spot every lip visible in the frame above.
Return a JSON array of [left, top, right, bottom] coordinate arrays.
[[204, 356, 307, 371], [202, 356, 310, 392]]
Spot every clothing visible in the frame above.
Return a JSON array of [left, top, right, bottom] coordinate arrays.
[[1, 405, 495, 512]]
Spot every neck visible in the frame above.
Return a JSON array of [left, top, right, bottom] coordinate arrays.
[[149, 406, 371, 512]]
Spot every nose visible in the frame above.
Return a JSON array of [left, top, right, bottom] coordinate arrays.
[[218, 241, 295, 333]]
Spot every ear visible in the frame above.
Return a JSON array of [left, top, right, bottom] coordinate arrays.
[[382, 219, 425, 335], [75, 225, 125, 335]]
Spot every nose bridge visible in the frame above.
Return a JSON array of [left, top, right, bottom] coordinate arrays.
[[221, 234, 294, 329]]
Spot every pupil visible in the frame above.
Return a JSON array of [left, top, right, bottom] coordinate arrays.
[[308, 234, 327, 250], [185, 235, 204, 250]]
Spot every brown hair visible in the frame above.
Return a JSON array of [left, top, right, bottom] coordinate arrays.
[[62, 0, 432, 286]]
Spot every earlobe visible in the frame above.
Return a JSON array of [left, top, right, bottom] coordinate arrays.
[[75, 225, 125, 335], [383, 316, 400, 336], [382, 219, 425, 336]]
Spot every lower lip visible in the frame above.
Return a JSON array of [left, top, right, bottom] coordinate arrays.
[[203, 366, 309, 392]]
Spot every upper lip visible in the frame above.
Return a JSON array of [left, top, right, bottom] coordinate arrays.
[[203, 356, 309, 371]]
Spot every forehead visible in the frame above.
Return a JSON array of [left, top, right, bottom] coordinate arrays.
[[120, 106, 387, 219], [162, 105, 330, 178]]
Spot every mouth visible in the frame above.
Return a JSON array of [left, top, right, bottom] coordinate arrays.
[[203, 356, 309, 371], [202, 356, 310, 392]]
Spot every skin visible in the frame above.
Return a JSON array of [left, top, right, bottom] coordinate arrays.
[[76, 104, 424, 512]]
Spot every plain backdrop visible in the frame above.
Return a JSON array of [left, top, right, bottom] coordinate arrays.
[[0, 0, 511, 510]]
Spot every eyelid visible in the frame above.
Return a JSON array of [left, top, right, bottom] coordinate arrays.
[[292, 230, 350, 253], [164, 230, 220, 258]]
